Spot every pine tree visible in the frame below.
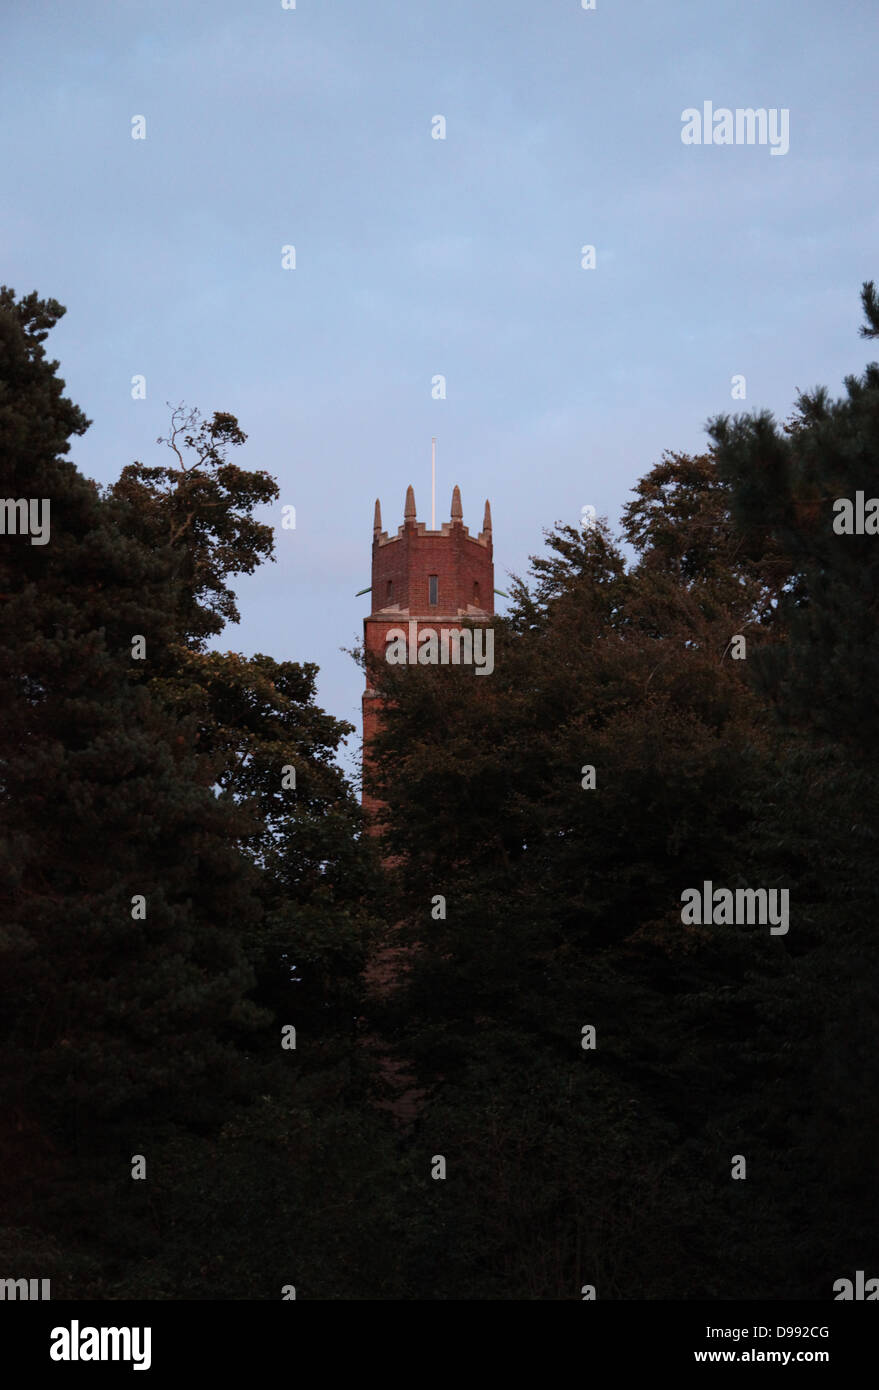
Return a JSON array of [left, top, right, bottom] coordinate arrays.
[[0, 292, 266, 1168], [0, 290, 390, 1299], [709, 283, 879, 751]]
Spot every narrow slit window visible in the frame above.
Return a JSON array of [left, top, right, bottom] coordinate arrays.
[[386, 579, 393, 602], [473, 581, 480, 604], [429, 575, 438, 606]]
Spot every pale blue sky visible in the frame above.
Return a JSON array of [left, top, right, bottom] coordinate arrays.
[[2, 0, 876, 775]]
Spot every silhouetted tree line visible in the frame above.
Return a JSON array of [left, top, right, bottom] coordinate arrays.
[[1, 284, 877, 1298]]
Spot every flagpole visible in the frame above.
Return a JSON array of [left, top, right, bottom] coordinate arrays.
[[431, 437, 436, 529]]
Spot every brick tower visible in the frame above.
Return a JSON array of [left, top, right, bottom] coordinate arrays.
[[361, 483, 494, 821]]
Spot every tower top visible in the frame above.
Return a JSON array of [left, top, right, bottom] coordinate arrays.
[[371, 484, 492, 548], [361, 473, 496, 819], [366, 482, 494, 614]]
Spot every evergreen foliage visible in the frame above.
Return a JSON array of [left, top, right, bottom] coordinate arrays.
[[1, 283, 876, 1299]]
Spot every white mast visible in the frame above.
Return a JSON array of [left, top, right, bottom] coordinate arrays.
[[431, 436, 436, 529]]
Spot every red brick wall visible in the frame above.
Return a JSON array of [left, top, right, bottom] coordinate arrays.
[[369, 525, 494, 620]]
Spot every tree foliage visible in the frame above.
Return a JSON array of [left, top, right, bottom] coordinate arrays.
[[3, 282, 877, 1300]]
